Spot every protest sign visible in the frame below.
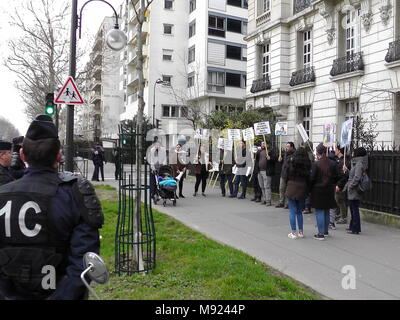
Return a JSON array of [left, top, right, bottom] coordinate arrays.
[[340, 119, 354, 148], [228, 129, 242, 141], [254, 121, 271, 135], [242, 127, 255, 141], [275, 122, 288, 136]]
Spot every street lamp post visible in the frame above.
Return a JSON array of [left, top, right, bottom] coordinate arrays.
[[65, 0, 127, 172], [153, 78, 170, 128]]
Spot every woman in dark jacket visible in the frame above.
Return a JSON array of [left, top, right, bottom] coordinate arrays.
[[310, 143, 339, 240], [284, 147, 311, 239], [193, 145, 211, 197], [344, 147, 368, 234]]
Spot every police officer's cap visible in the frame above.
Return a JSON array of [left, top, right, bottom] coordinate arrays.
[[0, 140, 12, 151], [25, 115, 58, 141], [12, 136, 24, 145]]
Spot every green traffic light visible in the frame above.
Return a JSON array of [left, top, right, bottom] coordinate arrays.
[[45, 105, 55, 116]]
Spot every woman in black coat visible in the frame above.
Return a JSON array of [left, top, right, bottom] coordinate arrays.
[[310, 143, 339, 240], [284, 147, 311, 239]]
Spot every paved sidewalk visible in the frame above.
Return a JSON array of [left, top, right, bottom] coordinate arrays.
[[90, 165, 400, 300]]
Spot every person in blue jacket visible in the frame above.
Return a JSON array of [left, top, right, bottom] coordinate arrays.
[[0, 115, 103, 300]]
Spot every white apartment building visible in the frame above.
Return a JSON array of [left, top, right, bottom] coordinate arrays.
[[246, 0, 400, 147], [83, 16, 124, 142], [119, 0, 248, 146]]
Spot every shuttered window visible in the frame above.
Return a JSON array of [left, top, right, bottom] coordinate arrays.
[[208, 42, 225, 66]]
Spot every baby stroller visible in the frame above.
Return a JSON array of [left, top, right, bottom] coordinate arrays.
[[153, 165, 177, 207]]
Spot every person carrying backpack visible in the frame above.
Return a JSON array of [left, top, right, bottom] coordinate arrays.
[[344, 147, 369, 234]]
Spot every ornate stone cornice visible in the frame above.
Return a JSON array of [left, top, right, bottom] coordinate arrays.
[[379, 0, 392, 26], [360, 0, 373, 32], [317, 1, 335, 45]]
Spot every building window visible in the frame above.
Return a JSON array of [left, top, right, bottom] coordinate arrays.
[[216, 104, 244, 113], [188, 72, 195, 87], [189, 20, 196, 38], [226, 72, 242, 88], [227, 0, 248, 8], [303, 30, 312, 68], [207, 71, 225, 93], [226, 18, 242, 34], [261, 43, 270, 79], [208, 15, 225, 38], [298, 106, 311, 138], [242, 22, 248, 35], [189, 0, 196, 13], [344, 100, 359, 120], [340, 9, 360, 57], [163, 49, 173, 61], [188, 46, 195, 63], [226, 45, 241, 60], [164, 0, 173, 10], [162, 105, 186, 118], [258, 0, 270, 16], [162, 75, 172, 85], [163, 24, 173, 35]]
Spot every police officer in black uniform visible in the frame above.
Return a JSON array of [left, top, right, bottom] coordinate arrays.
[[0, 115, 103, 300], [0, 141, 15, 186], [9, 136, 26, 180]]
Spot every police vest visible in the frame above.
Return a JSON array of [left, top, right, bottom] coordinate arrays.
[[0, 171, 71, 298]]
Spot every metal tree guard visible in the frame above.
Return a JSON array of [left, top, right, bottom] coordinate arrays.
[[115, 123, 156, 275]]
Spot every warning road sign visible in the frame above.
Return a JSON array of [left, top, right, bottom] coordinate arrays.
[[55, 77, 84, 104]]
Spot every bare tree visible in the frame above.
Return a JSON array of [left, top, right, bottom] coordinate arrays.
[[130, 0, 154, 271], [4, 0, 88, 127], [164, 55, 207, 129], [0, 117, 20, 141]]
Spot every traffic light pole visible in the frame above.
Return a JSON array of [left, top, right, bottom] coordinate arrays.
[[55, 104, 59, 134], [65, 0, 78, 172]]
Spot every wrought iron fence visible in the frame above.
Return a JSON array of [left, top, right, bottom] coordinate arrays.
[[115, 124, 156, 275], [330, 52, 364, 77], [385, 39, 400, 63], [360, 148, 400, 215], [250, 77, 272, 93], [289, 66, 315, 86]]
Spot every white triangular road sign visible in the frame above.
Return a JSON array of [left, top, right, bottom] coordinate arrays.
[[55, 76, 84, 104]]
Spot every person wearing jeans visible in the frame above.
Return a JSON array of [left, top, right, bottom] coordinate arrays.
[[256, 141, 276, 206], [310, 143, 339, 240], [283, 148, 311, 239], [276, 142, 296, 208]]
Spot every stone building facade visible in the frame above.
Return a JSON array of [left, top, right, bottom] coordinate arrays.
[[245, 0, 400, 148]]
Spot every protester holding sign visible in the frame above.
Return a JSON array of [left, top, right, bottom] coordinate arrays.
[[193, 145, 212, 197], [334, 145, 349, 224], [232, 141, 249, 199], [256, 141, 276, 206], [250, 142, 262, 202], [219, 146, 234, 197]]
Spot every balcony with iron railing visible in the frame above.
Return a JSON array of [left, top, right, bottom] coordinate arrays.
[[330, 52, 364, 77], [289, 66, 315, 87], [385, 40, 400, 64], [250, 77, 271, 93], [293, 0, 311, 14]]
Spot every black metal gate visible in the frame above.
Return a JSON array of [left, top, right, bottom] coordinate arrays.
[[115, 124, 156, 275]]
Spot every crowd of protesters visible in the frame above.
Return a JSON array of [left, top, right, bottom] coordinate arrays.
[[147, 136, 370, 241]]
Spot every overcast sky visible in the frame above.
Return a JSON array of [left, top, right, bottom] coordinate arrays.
[[0, 0, 123, 136]]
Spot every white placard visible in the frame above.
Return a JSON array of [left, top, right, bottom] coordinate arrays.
[[254, 121, 271, 135], [223, 139, 233, 151], [275, 122, 288, 136], [217, 138, 224, 149], [296, 123, 309, 142], [242, 127, 255, 141], [228, 129, 242, 141]]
